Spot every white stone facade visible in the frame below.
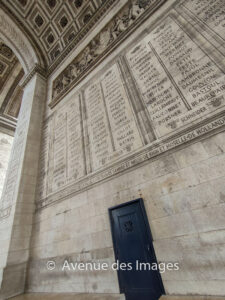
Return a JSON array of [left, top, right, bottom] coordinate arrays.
[[0, 0, 225, 299]]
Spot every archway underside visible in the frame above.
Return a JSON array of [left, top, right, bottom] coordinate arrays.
[[0, 41, 24, 133], [0, 0, 117, 71]]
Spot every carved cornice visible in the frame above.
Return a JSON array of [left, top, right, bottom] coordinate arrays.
[[0, 0, 119, 72], [0, 0, 167, 86], [20, 64, 47, 88], [49, 0, 166, 108], [47, 0, 119, 75], [36, 112, 225, 210]]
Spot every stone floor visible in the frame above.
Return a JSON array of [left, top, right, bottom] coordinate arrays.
[[10, 294, 225, 300], [161, 297, 225, 300], [11, 293, 225, 300], [10, 294, 125, 300]]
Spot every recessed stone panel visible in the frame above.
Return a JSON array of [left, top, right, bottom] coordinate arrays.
[[126, 14, 225, 137], [180, 0, 225, 43], [38, 94, 86, 196], [84, 63, 143, 171], [40, 0, 225, 207]]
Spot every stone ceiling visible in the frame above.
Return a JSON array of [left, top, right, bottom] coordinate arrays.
[[0, 42, 24, 133], [0, 0, 116, 70], [0, 0, 117, 133]]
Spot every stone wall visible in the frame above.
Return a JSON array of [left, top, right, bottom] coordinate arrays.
[[27, 0, 225, 297], [28, 130, 225, 295], [37, 0, 225, 210], [0, 132, 13, 200]]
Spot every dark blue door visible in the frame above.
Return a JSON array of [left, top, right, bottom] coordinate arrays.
[[109, 199, 164, 300]]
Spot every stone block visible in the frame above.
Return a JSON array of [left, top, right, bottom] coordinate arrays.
[[192, 154, 225, 183], [152, 211, 197, 239], [0, 263, 27, 299], [149, 167, 199, 197], [163, 279, 225, 296], [191, 203, 225, 233], [173, 143, 208, 168], [7, 249, 30, 265], [10, 236, 31, 251], [202, 131, 225, 157]]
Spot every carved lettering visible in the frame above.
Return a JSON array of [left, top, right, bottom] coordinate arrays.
[[48, 96, 85, 192], [181, 0, 225, 41], [126, 16, 225, 136], [84, 63, 143, 170], [84, 81, 114, 170]]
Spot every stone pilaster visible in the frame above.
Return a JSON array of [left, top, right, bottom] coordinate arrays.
[[0, 71, 46, 299]]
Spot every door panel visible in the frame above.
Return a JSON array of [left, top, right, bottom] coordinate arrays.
[[109, 199, 164, 300]]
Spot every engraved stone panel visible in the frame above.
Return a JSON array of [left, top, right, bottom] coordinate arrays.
[[101, 64, 143, 154], [37, 1, 225, 208], [126, 15, 225, 136], [52, 109, 67, 191], [50, 95, 85, 192], [180, 0, 225, 42], [84, 81, 114, 171], [66, 95, 86, 183], [126, 36, 188, 136], [84, 63, 143, 171]]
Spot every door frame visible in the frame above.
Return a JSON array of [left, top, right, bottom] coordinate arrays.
[[108, 198, 164, 295]]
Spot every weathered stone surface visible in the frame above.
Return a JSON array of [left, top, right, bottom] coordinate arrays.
[[37, 0, 225, 210], [0, 132, 13, 200], [1, 0, 225, 298], [11, 293, 125, 300]]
